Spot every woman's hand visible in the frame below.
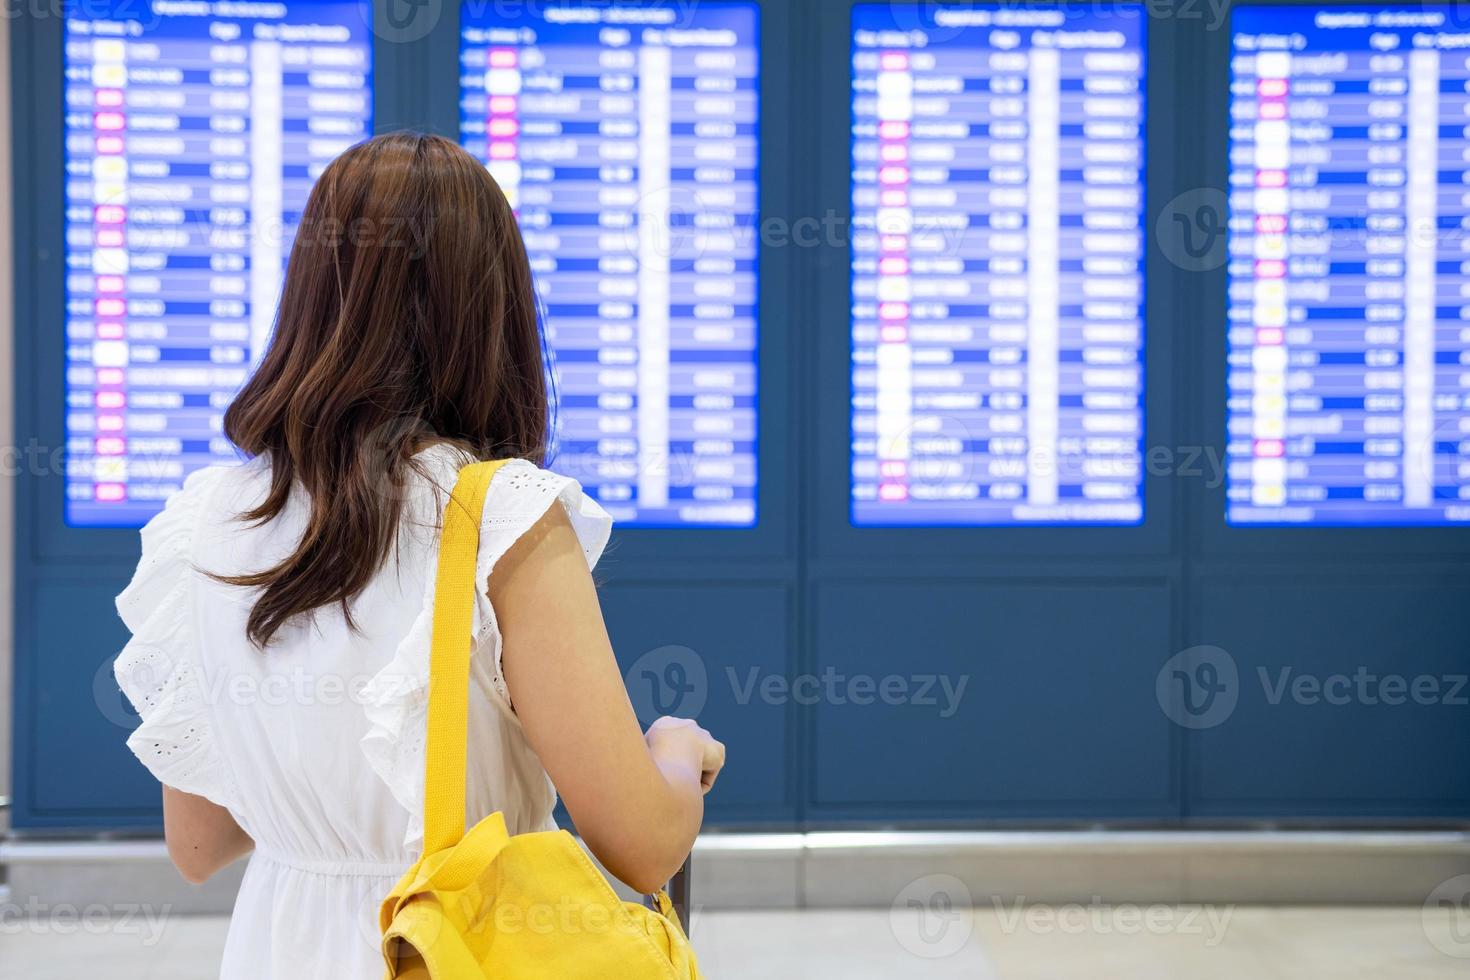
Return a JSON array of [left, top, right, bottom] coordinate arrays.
[[645, 716, 726, 794]]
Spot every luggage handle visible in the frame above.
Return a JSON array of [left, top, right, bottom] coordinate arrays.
[[669, 855, 691, 931], [649, 854, 692, 934]]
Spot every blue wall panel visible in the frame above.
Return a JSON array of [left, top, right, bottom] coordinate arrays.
[[599, 584, 795, 825], [1193, 574, 1470, 817], [25, 580, 153, 818], [811, 581, 1176, 817]]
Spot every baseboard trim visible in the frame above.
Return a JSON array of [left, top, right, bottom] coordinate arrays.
[[1, 839, 247, 915], [5, 830, 1468, 913]]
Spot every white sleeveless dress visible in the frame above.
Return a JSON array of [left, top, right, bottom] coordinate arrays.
[[113, 446, 612, 979]]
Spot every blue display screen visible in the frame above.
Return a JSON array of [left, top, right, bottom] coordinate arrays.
[[460, 2, 760, 527], [849, 4, 1147, 526], [62, 0, 374, 527], [1228, 5, 1470, 525]]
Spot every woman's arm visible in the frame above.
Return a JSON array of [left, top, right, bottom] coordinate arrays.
[[491, 504, 725, 894], [162, 786, 253, 884]]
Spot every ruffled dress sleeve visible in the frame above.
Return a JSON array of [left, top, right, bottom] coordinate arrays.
[[113, 465, 238, 810], [470, 461, 613, 699], [359, 459, 612, 847]]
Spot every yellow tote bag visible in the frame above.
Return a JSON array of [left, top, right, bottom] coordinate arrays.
[[379, 460, 704, 980]]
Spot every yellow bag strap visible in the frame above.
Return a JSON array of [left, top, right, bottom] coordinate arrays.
[[423, 459, 511, 856]]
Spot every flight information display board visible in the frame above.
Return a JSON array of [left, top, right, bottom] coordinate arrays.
[[1228, 5, 1470, 525], [850, 4, 1147, 526], [460, 2, 759, 528], [63, 0, 373, 528]]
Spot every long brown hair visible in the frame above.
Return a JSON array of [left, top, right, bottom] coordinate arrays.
[[221, 132, 548, 646]]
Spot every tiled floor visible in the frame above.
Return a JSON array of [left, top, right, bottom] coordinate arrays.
[[1, 906, 1465, 978]]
